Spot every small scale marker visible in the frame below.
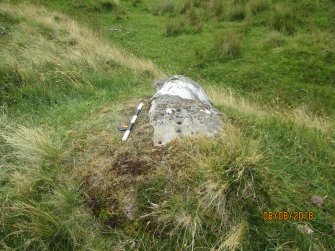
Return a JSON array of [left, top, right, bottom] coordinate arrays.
[[122, 102, 144, 141]]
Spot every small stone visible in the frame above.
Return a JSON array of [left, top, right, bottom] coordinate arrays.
[[310, 195, 325, 208], [130, 241, 136, 250], [0, 26, 8, 36], [297, 224, 313, 234], [108, 27, 122, 32], [332, 223, 335, 234]]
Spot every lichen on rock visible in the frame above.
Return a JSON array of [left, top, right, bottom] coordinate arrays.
[[149, 75, 222, 146]]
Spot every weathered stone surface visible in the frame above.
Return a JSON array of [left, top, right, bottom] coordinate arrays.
[[296, 224, 314, 234], [149, 75, 222, 146], [310, 195, 325, 208]]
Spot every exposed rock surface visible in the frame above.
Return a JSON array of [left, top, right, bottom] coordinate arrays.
[[0, 26, 8, 36], [149, 75, 222, 146], [310, 195, 325, 208], [296, 224, 314, 234]]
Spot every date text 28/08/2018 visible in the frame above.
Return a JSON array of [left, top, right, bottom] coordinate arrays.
[[263, 211, 314, 221]]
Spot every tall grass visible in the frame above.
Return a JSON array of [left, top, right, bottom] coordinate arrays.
[[152, 0, 176, 16], [269, 4, 296, 34], [165, 19, 187, 36], [0, 1, 165, 109], [0, 185, 109, 250], [227, 4, 246, 21], [247, 0, 269, 14], [210, 0, 224, 19], [195, 31, 242, 64], [0, 2, 164, 84], [165, 8, 203, 36], [1, 126, 64, 166], [207, 87, 333, 133], [213, 222, 247, 251]]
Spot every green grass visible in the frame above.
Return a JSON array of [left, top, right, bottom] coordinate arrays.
[[1, 0, 335, 250], [88, 0, 335, 116]]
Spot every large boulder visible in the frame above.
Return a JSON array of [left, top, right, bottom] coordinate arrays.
[[149, 75, 222, 146]]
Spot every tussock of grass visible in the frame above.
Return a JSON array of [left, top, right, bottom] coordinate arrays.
[[227, 3, 246, 21], [179, 0, 193, 14], [165, 7, 204, 36], [100, 0, 120, 10], [209, 0, 224, 19], [0, 126, 114, 249], [187, 7, 202, 27], [215, 31, 242, 59], [269, 4, 296, 34], [264, 31, 286, 47], [165, 18, 187, 36], [213, 222, 247, 251], [1, 126, 64, 166], [152, 0, 176, 16], [196, 31, 242, 63], [132, 0, 143, 7], [0, 189, 107, 250], [247, 0, 269, 14]]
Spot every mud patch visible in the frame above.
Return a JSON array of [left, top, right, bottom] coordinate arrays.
[[113, 152, 149, 175]]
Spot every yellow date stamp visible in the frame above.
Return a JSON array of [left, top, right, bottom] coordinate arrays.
[[263, 211, 314, 221]]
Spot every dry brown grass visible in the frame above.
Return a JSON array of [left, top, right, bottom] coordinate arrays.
[[207, 87, 333, 133], [213, 222, 247, 251], [207, 87, 266, 117]]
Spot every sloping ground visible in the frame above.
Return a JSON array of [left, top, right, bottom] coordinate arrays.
[[0, 2, 163, 106], [96, 0, 335, 117], [0, 1, 334, 251]]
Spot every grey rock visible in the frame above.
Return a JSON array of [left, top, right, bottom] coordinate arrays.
[[310, 195, 325, 208], [297, 224, 313, 234], [108, 27, 122, 32], [0, 26, 8, 36], [124, 190, 136, 220], [149, 75, 222, 146]]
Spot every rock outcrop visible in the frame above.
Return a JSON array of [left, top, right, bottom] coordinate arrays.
[[149, 75, 222, 146]]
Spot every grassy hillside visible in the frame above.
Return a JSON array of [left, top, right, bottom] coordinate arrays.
[[1, 0, 334, 250], [38, 0, 335, 117]]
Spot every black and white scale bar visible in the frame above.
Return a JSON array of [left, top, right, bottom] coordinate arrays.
[[122, 102, 144, 141]]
